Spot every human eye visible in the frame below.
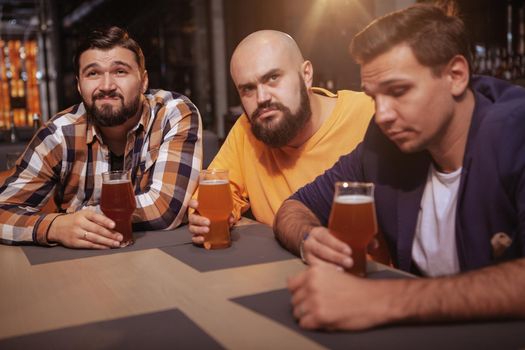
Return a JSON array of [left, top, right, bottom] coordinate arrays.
[[239, 85, 254, 95], [388, 85, 408, 97], [267, 73, 281, 85], [114, 68, 128, 76], [85, 70, 99, 78]]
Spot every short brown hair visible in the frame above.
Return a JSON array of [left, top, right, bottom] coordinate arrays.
[[350, 3, 472, 77], [73, 26, 145, 76]]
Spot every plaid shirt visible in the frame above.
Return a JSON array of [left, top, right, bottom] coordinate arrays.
[[0, 89, 202, 245]]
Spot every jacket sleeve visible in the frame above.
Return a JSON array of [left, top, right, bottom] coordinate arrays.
[[290, 142, 366, 226]]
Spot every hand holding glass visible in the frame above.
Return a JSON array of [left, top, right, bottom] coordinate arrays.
[[197, 169, 233, 249], [328, 182, 378, 277], [100, 170, 136, 247]]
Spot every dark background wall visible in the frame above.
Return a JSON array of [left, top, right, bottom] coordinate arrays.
[[52, 0, 209, 121], [3, 0, 522, 135], [222, 0, 375, 108]]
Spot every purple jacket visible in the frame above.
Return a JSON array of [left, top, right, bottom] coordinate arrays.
[[291, 76, 525, 274]]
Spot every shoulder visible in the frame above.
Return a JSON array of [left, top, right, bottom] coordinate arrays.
[[145, 89, 200, 117], [27, 104, 87, 154], [311, 87, 371, 103], [222, 113, 253, 142], [219, 113, 267, 156], [336, 90, 375, 120], [336, 89, 373, 105], [469, 78, 525, 178], [42, 103, 87, 137], [330, 90, 374, 127], [336, 89, 370, 100], [473, 77, 525, 134], [472, 76, 525, 117], [48, 103, 87, 126]]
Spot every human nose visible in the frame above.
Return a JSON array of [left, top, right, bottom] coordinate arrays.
[[374, 96, 396, 126], [256, 84, 271, 105], [99, 72, 116, 92]]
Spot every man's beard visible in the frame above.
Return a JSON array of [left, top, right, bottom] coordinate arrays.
[[249, 79, 312, 148], [85, 90, 142, 127]]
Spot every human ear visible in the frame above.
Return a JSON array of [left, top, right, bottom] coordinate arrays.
[[76, 77, 81, 95], [446, 55, 469, 97], [141, 70, 149, 93], [301, 60, 313, 88]]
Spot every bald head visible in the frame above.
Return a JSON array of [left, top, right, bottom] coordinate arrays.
[[228, 30, 315, 148], [230, 30, 307, 86]]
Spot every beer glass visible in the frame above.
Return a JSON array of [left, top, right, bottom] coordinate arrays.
[[197, 169, 233, 249], [100, 170, 136, 247], [328, 182, 378, 277]]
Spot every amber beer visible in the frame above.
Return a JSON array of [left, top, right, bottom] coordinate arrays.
[[328, 182, 378, 277], [198, 169, 233, 249], [100, 171, 136, 247]]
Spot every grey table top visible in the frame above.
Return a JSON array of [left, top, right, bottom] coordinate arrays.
[[1, 221, 524, 349]]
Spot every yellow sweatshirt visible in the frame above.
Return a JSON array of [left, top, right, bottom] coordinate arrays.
[[207, 88, 374, 226]]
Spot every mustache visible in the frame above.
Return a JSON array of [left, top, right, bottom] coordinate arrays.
[[252, 101, 287, 120], [92, 91, 124, 100]]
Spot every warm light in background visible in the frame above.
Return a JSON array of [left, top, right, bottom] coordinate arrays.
[[297, 0, 373, 54]]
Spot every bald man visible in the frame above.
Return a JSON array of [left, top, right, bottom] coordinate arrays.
[[188, 30, 373, 251]]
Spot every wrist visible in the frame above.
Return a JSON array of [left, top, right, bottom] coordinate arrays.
[[383, 279, 418, 323], [46, 214, 66, 243]]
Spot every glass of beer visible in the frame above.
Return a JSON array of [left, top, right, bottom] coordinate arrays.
[[328, 182, 378, 277], [197, 169, 233, 249], [100, 170, 136, 247]]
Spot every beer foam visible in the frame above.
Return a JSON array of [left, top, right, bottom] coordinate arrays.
[[104, 179, 130, 184], [334, 194, 373, 204], [200, 179, 229, 185]]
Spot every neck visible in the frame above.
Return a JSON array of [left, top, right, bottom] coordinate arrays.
[[99, 112, 141, 156], [429, 89, 475, 173], [286, 90, 336, 148]]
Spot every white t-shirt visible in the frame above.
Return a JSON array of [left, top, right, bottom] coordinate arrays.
[[412, 164, 462, 277]]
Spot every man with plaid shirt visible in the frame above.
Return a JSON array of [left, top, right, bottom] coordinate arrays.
[[0, 27, 202, 249]]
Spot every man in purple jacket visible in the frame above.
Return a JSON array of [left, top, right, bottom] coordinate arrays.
[[274, 4, 525, 330]]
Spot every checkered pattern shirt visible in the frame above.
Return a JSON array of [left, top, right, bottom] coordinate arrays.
[[0, 89, 202, 245]]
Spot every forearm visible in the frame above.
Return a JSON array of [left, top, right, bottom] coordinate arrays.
[[391, 258, 525, 323], [134, 178, 198, 230], [0, 177, 60, 245], [134, 105, 202, 230], [0, 206, 63, 245], [273, 199, 322, 256]]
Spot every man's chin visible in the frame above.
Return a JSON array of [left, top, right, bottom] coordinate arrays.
[[395, 140, 424, 154], [95, 105, 123, 117], [254, 115, 284, 130]]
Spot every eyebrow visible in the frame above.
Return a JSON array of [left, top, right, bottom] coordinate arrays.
[[237, 81, 255, 91], [80, 60, 134, 75], [236, 68, 282, 91], [361, 78, 409, 93], [260, 68, 282, 82]]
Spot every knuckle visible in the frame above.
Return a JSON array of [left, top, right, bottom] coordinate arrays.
[[305, 243, 316, 258], [310, 228, 322, 238]]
